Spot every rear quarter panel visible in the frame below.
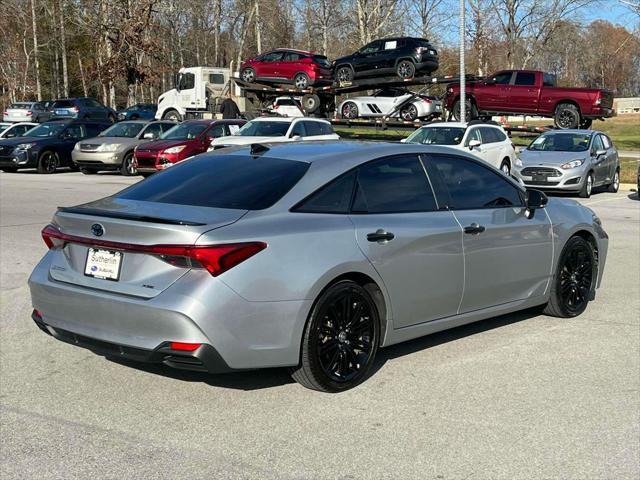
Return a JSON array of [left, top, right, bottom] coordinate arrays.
[[538, 88, 599, 115]]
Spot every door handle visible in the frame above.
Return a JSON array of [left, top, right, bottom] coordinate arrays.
[[464, 223, 486, 235], [367, 229, 395, 242]]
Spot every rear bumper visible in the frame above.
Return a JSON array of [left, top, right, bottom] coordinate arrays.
[[3, 115, 33, 122], [415, 57, 439, 73], [28, 253, 310, 371], [584, 107, 614, 119]]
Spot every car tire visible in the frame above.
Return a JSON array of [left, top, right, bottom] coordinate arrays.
[[452, 99, 478, 122], [120, 152, 137, 176], [543, 236, 596, 318], [80, 167, 98, 175], [554, 103, 580, 129], [140, 172, 155, 178], [294, 73, 310, 89], [290, 280, 380, 393], [396, 60, 416, 79], [162, 109, 182, 122], [607, 168, 620, 193], [335, 65, 354, 83], [1, 167, 18, 173], [579, 171, 594, 198], [37, 150, 59, 174], [341, 101, 359, 119], [241, 67, 256, 84], [399, 104, 419, 121], [499, 159, 511, 175]]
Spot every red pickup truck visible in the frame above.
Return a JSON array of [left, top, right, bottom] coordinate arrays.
[[445, 70, 614, 129]]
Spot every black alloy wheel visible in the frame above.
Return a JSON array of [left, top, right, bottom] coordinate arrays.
[[291, 280, 380, 392], [336, 66, 354, 83], [554, 103, 580, 129], [543, 236, 595, 318], [37, 151, 58, 174], [396, 60, 416, 79]]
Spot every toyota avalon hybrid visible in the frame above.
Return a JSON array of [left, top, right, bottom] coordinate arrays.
[[29, 142, 608, 392]]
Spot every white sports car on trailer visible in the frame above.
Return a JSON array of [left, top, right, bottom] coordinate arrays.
[[338, 88, 442, 121]]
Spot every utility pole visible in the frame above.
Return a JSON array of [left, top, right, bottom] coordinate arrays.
[[459, 0, 466, 122]]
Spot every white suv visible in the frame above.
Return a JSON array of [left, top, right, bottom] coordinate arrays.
[[404, 121, 517, 174], [209, 117, 339, 150]]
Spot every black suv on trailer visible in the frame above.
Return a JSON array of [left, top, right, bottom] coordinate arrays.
[[333, 37, 438, 82], [0, 119, 110, 174]]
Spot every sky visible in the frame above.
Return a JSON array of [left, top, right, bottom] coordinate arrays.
[[584, 1, 638, 29]]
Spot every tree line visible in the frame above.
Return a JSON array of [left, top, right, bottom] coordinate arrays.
[[1, 0, 638, 110]]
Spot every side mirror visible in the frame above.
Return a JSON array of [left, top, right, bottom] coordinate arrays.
[[290, 135, 302, 141], [525, 189, 548, 214], [595, 149, 607, 157], [5, 132, 16, 138], [142, 132, 156, 139], [204, 135, 215, 144], [400, 138, 407, 143], [468, 139, 481, 150]]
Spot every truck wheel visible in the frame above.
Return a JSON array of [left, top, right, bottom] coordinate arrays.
[[554, 103, 580, 129], [579, 118, 593, 129], [341, 102, 359, 119], [241, 67, 256, 83], [335, 66, 354, 83], [302, 94, 321, 114], [452, 99, 477, 122], [396, 60, 415, 79], [162, 109, 182, 122]]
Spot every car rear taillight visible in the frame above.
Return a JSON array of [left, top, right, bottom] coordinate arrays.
[[169, 342, 201, 351], [421, 97, 432, 104], [40, 224, 266, 276], [2, 111, 7, 116], [594, 96, 602, 105], [72, 106, 79, 113], [26, 111, 32, 116]]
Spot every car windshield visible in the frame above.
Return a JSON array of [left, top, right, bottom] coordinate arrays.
[[117, 154, 310, 210], [236, 121, 291, 137], [99, 122, 144, 138], [23, 123, 67, 137], [0, 124, 9, 133], [10, 103, 31, 109], [161, 123, 207, 140], [528, 133, 591, 152], [405, 127, 466, 145]]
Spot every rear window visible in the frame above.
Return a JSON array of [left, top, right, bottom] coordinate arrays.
[[10, 103, 31, 109], [117, 155, 310, 210], [53, 100, 74, 108], [313, 55, 331, 67], [515, 72, 536, 86]]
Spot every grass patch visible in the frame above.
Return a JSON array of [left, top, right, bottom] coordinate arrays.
[[335, 114, 640, 152], [620, 157, 639, 184]]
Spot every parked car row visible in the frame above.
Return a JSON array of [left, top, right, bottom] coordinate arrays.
[[2, 98, 118, 124], [239, 37, 440, 89]]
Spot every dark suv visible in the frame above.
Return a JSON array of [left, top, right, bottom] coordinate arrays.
[[50, 97, 117, 123], [0, 119, 110, 173], [333, 37, 438, 82]]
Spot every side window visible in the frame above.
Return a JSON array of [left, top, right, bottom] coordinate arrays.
[[430, 156, 523, 209], [141, 123, 162, 139], [479, 127, 497, 143], [319, 123, 335, 135], [89, 98, 103, 108], [179, 73, 195, 90], [492, 72, 513, 85], [84, 124, 104, 137], [352, 155, 437, 214], [464, 128, 481, 146], [591, 135, 604, 153], [303, 121, 323, 136], [261, 52, 283, 62], [543, 73, 556, 87], [207, 124, 226, 138], [65, 124, 85, 139], [283, 52, 303, 62], [360, 41, 381, 54], [294, 170, 356, 214], [514, 72, 536, 86], [492, 128, 507, 142], [160, 122, 175, 133], [600, 135, 611, 149], [290, 121, 306, 137]]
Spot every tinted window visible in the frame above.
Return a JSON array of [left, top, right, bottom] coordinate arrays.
[[85, 124, 107, 137], [360, 41, 381, 54], [479, 127, 506, 144], [206, 124, 226, 138], [237, 120, 290, 137], [491, 72, 512, 85], [430, 156, 523, 209], [529, 133, 591, 152], [64, 124, 85, 138], [159, 122, 176, 133], [406, 126, 465, 145], [283, 52, 303, 61], [543, 73, 556, 87], [295, 171, 356, 214], [303, 121, 324, 136], [464, 128, 481, 146], [515, 72, 536, 86], [261, 52, 283, 62], [313, 55, 331, 67], [53, 100, 73, 108], [24, 122, 66, 137], [290, 121, 306, 137], [318, 123, 334, 135], [118, 155, 309, 210], [179, 73, 195, 90], [352, 155, 437, 213]]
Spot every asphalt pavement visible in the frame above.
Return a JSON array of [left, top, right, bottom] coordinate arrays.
[[1, 171, 639, 479]]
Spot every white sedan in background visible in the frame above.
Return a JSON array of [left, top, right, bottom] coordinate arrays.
[[209, 117, 339, 150], [338, 88, 442, 121], [403, 121, 517, 174]]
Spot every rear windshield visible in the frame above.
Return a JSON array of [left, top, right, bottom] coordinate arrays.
[[53, 100, 74, 108], [9, 103, 31, 109], [405, 127, 465, 145], [99, 122, 144, 137], [161, 123, 207, 140], [236, 120, 290, 137], [117, 154, 310, 210], [528, 133, 591, 152], [313, 55, 331, 68]]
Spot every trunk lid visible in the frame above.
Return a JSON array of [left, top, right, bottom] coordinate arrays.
[[47, 198, 247, 298]]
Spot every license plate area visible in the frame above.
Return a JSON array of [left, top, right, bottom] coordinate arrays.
[[532, 173, 549, 182], [84, 248, 123, 281]]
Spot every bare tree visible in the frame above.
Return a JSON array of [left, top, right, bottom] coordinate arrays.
[[355, 0, 399, 44]]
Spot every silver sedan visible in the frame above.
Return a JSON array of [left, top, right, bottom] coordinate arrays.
[[513, 130, 620, 198], [29, 141, 608, 392]]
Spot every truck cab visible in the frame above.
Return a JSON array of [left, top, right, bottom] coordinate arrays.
[[155, 67, 230, 122]]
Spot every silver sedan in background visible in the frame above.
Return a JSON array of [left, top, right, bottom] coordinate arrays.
[[513, 130, 620, 198], [29, 142, 608, 392], [72, 120, 175, 176]]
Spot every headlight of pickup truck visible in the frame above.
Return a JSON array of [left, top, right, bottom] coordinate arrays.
[[561, 159, 585, 169]]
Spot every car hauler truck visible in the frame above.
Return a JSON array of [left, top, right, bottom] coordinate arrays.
[[155, 67, 231, 122]]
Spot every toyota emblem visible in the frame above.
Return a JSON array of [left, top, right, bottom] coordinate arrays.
[[91, 223, 105, 237]]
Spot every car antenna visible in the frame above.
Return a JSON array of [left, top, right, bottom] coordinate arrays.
[[250, 143, 269, 157]]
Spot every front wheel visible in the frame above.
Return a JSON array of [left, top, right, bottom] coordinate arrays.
[[499, 159, 511, 176], [120, 152, 137, 176], [543, 236, 596, 318], [290, 280, 380, 393], [451, 99, 477, 122], [341, 101, 359, 119], [37, 151, 59, 174], [579, 172, 593, 198], [293, 73, 310, 89], [162, 109, 182, 122], [335, 66, 354, 83], [241, 67, 256, 84], [554, 103, 580, 129]]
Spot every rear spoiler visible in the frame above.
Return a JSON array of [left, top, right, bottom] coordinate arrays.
[[57, 206, 206, 226]]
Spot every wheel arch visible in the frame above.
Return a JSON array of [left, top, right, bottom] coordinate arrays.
[[568, 229, 600, 290], [394, 56, 416, 67], [335, 62, 355, 72], [554, 99, 582, 115]]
